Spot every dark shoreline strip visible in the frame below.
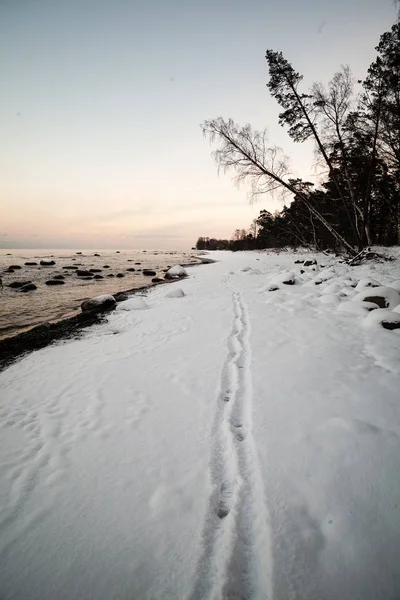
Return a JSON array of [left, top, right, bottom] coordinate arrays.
[[0, 257, 214, 372]]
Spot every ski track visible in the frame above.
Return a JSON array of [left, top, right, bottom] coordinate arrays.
[[189, 274, 272, 600]]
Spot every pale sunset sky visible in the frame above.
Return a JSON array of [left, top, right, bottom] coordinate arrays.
[[0, 0, 396, 249]]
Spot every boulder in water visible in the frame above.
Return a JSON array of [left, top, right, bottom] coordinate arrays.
[[81, 294, 116, 313], [20, 283, 37, 292], [8, 280, 32, 289], [45, 279, 65, 286], [40, 260, 55, 266]]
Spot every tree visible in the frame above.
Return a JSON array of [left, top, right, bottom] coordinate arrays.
[[202, 117, 356, 253]]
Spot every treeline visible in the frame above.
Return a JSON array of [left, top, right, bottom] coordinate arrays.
[[200, 17, 400, 255]]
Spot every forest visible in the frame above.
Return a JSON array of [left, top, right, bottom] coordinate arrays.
[[197, 19, 400, 255]]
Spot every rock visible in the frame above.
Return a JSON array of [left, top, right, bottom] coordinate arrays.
[[8, 280, 32, 288], [127, 268, 136, 272], [116, 273, 125, 278], [294, 259, 303, 264], [76, 270, 93, 277], [76, 252, 82, 254], [103, 265, 110, 268], [165, 265, 187, 279], [353, 286, 400, 309], [143, 269, 156, 276], [19, 283, 37, 292], [267, 284, 280, 291], [135, 262, 141, 265], [89, 268, 102, 273], [127, 259, 133, 262], [6, 268, 15, 273], [94, 253, 100, 256], [63, 266, 78, 270], [116, 251, 120, 253], [303, 259, 317, 267], [24, 262, 38, 266], [40, 260, 55, 266], [152, 277, 163, 283], [114, 292, 129, 302], [45, 279, 65, 285], [80, 276, 93, 280], [93, 274, 103, 279], [9, 265, 22, 270], [53, 275, 65, 280], [106, 274, 114, 277], [81, 294, 116, 313]]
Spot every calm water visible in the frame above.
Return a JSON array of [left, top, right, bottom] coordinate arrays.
[[0, 249, 201, 340]]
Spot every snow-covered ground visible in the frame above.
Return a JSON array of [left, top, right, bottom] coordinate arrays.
[[1, 250, 400, 600]]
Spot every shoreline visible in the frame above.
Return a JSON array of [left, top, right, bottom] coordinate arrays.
[[0, 257, 215, 372]]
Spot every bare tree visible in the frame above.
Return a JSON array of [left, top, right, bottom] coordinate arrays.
[[312, 66, 366, 244], [202, 117, 356, 254]]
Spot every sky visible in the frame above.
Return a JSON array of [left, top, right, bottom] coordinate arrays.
[[0, 0, 396, 249]]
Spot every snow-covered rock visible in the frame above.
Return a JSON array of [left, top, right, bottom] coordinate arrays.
[[166, 288, 185, 298], [116, 297, 148, 311], [81, 294, 116, 313], [319, 294, 341, 305], [354, 277, 381, 292], [338, 300, 379, 316], [321, 282, 343, 295], [270, 271, 295, 286], [353, 286, 400, 309], [165, 265, 187, 279], [313, 269, 336, 285], [364, 308, 400, 330]]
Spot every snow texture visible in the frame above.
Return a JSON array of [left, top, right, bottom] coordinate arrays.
[[116, 297, 148, 311], [165, 287, 185, 298], [1, 249, 400, 600]]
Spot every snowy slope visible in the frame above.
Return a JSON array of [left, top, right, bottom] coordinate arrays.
[[0, 250, 399, 600]]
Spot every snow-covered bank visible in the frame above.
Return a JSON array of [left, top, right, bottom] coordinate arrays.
[[1, 250, 400, 600]]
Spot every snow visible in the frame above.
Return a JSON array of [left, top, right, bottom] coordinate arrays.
[[165, 287, 185, 298], [1, 250, 400, 600], [338, 300, 379, 315], [116, 297, 148, 310], [390, 279, 400, 291]]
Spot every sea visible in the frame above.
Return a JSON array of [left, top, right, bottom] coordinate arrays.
[[0, 248, 202, 340]]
